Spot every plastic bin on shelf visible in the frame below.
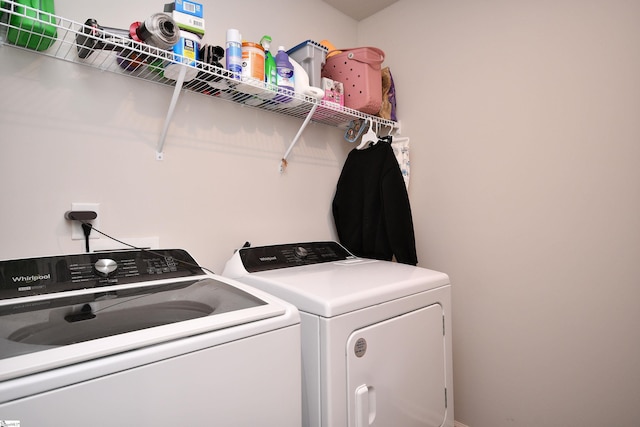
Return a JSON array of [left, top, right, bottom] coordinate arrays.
[[287, 40, 328, 89], [2, 0, 58, 51], [321, 46, 385, 115]]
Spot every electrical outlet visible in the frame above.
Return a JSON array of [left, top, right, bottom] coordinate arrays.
[[70, 202, 101, 240]]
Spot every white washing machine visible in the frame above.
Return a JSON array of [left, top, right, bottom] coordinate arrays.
[[0, 248, 301, 426], [223, 241, 454, 427]]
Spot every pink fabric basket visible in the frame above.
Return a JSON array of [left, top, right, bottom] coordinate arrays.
[[321, 47, 385, 115]]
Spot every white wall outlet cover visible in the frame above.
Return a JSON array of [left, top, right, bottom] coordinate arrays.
[[70, 202, 100, 240]]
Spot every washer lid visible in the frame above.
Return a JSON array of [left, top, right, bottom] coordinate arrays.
[[0, 249, 300, 382], [0, 276, 293, 382], [223, 242, 450, 317]]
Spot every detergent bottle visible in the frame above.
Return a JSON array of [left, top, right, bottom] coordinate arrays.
[[275, 46, 295, 98]]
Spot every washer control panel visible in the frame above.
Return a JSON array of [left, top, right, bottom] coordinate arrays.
[[239, 241, 355, 273], [0, 249, 204, 299]]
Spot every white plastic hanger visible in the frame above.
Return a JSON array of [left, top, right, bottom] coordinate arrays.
[[356, 118, 379, 150]]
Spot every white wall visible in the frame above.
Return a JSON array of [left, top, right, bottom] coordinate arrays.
[[360, 1, 640, 426], [4, 1, 640, 426], [0, 0, 358, 273]]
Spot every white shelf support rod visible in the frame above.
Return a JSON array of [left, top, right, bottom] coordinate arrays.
[[156, 65, 188, 160], [280, 102, 320, 173]]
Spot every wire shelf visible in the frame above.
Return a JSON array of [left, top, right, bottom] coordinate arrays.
[[0, 1, 398, 131]]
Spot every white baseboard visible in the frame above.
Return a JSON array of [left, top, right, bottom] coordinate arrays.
[[454, 422, 471, 427]]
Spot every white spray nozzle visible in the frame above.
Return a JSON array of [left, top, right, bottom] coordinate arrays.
[[260, 35, 272, 51]]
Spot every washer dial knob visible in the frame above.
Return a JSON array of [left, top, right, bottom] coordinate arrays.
[[293, 246, 309, 259], [94, 258, 118, 277]]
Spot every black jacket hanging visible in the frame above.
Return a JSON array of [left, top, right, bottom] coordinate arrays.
[[332, 141, 418, 265]]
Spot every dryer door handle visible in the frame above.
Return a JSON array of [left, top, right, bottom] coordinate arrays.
[[355, 384, 376, 427]]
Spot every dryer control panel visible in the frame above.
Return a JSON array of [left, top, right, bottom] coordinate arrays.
[[0, 249, 204, 299], [238, 241, 355, 273]]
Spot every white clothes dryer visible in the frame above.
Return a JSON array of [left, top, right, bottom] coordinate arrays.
[[223, 241, 454, 427], [0, 248, 301, 427]]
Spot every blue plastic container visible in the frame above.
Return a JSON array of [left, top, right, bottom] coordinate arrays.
[[3, 0, 57, 51]]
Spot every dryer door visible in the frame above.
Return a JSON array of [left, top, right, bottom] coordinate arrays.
[[346, 304, 447, 427]]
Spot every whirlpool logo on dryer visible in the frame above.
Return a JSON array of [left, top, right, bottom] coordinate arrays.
[[12, 273, 51, 283]]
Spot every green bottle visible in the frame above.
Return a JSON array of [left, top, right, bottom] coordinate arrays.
[[261, 35, 277, 90]]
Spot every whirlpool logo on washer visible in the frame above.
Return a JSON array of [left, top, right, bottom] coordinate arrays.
[[11, 273, 51, 284]]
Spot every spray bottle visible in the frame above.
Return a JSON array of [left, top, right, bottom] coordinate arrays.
[[261, 35, 277, 90]]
